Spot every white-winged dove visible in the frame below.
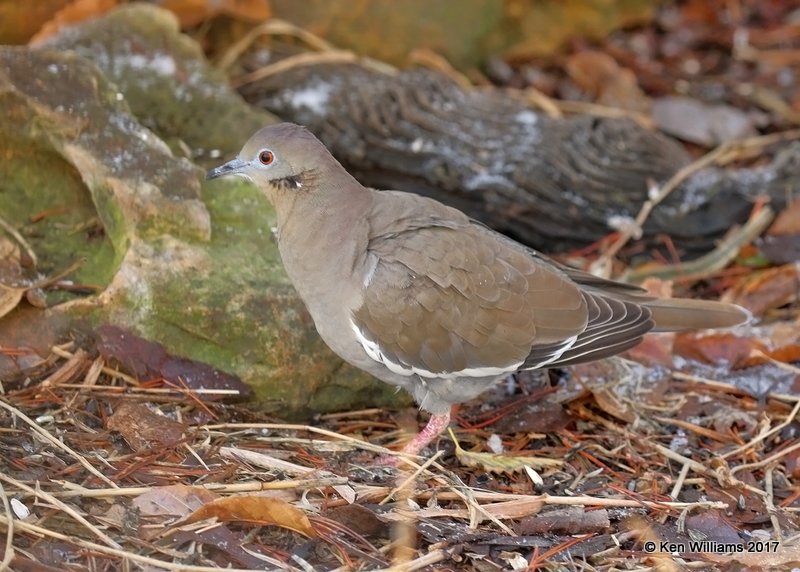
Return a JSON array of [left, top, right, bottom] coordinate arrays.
[[208, 123, 750, 460]]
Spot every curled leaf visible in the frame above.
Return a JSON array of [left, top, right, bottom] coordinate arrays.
[[182, 496, 317, 538], [449, 428, 562, 474]]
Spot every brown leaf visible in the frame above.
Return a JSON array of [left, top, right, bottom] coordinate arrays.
[[684, 510, 742, 545], [565, 50, 650, 112], [673, 333, 765, 367], [106, 401, 186, 451], [0, 285, 24, 321], [96, 325, 251, 399], [723, 264, 799, 316], [624, 332, 675, 368], [133, 484, 218, 518], [30, 0, 119, 45], [169, 526, 274, 569], [738, 343, 800, 368], [591, 386, 635, 423], [183, 496, 317, 537], [326, 504, 388, 538], [768, 196, 800, 236], [0, 238, 25, 319]]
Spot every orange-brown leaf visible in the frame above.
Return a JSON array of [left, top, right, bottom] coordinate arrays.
[[673, 333, 766, 367], [738, 343, 800, 368], [183, 496, 317, 537], [724, 264, 799, 316], [30, 0, 119, 45], [106, 402, 186, 452], [768, 197, 800, 236]]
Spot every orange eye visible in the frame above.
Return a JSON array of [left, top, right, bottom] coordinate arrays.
[[258, 150, 274, 165]]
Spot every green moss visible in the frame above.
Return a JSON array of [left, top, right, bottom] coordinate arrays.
[[0, 141, 118, 303]]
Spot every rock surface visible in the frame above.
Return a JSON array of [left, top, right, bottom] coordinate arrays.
[[0, 6, 404, 416]]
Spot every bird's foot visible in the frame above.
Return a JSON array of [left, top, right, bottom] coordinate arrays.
[[377, 411, 451, 467]]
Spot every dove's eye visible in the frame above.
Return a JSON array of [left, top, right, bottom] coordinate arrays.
[[258, 149, 274, 165]]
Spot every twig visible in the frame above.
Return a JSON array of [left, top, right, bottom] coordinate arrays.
[[379, 451, 444, 505], [764, 466, 782, 541], [51, 345, 140, 387], [0, 483, 13, 572], [44, 478, 349, 499], [672, 371, 800, 404], [520, 87, 563, 118], [751, 350, 800, 376], [653, 443, 766, 497], [730, 440, 800, 475], [319, 408, 385, 420], [233, 51, 395, 88], [722, 399, 800, 459], [0, 474, 119, 549], [219, 446, 356, 503], [409, 49, 472, 89], [0, 398, 117, 488], [375, 493, 727, 518], [555, 99, 653, 127], [0, 517, 271, 572], [669, 462, 692, 501], [205, 423, 393, 455], [374, 548, 451, 572], [217, 18, 338, 71], [624, 205, 774, 283], [0, 214, 37, 267]]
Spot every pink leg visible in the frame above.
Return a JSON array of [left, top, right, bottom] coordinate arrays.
[[378, 411, 451, 466]]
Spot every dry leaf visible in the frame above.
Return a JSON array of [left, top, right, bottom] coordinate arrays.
[[106, 401, 186, 451], [133, 484, 218, 518], [767, 196, 800, 236], [591, 386, 635, 423], [738, 343, 800, 368], [30, 0, 119, 45], [673, 333, 765, 368], [183, 496, 317, 537], [0, 285, 24, 320], [723, 264, 799, 316], [449, 429, 562, 474], [0, 238, 25, 319], [565, 50, 650, 112], [96, 325, 251, 399]]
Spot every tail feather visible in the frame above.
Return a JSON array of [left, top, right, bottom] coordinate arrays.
[[646, 298, 751, 332]]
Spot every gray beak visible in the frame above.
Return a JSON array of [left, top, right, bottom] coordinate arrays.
[[206, 158, 248, 180]]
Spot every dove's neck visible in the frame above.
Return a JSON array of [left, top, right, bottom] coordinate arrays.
[[272, 167, 373, 308]]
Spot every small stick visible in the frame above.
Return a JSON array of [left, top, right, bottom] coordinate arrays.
[[0, 517, 276, 572], [764, 466, 782, 541], [0, 474, 119, 549], [0, 398, 117, 488], [0, 483, 13, 572], [379, 451, 444, 506], [669, 462, 692, 501], [217, 18, 338, 71], [722, 399, 800, 459]]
